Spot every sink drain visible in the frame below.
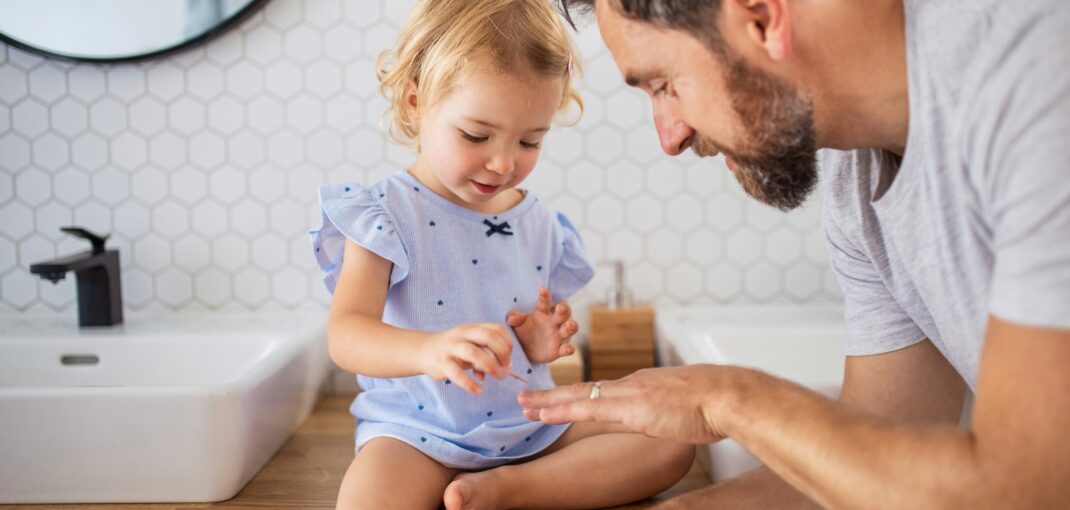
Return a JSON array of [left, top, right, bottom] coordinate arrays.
[[60, 354, 100, 366]]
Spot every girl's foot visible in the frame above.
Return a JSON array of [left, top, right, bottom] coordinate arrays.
[[443, 469, 508, 510]]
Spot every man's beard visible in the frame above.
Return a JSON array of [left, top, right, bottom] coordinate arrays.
[[692, 53, 818, 211]]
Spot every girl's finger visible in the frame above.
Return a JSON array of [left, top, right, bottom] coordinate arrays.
[[559, 319, 578, 338], [535, 287, 552, 313], [464, 324, 513, 365], [553, 301, 571, 325], [457, 342, 507, 379], [506, 311, 527, 327], [446, 364, 482, 395]]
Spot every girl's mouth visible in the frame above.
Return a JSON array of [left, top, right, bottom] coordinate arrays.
[[471, 181, 501, 194]]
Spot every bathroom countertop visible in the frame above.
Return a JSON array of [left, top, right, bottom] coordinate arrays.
[[4, 394, 710, 510]]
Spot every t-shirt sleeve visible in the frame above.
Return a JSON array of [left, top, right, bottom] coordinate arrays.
[[308, 183, 409, 294], [822, 194, 927, 355], [548, 211, 595, 302], [976, 21, 1070, 328]]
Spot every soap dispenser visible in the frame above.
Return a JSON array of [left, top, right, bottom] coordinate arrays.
[[603, 260, 634, 310], [588, 260, 655, 380]]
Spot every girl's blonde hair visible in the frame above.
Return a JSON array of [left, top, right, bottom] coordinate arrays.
[[376, 0, 584, 147]]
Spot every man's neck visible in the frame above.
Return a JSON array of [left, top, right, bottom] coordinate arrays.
[[807, 0, 909, 155]]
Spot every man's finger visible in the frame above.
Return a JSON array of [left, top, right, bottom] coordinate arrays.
[[537, 398, 629, 426], [518, 381, 599, 408]]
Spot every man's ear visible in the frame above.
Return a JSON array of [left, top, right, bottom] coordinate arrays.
[[725, 0, 792, 61]]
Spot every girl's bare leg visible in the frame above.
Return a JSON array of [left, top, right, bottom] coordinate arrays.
[[337, 437, 459, 510], [442, 422, 695, 509]]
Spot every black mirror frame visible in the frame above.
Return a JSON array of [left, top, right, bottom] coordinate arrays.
[[0, 0, 270, 64]]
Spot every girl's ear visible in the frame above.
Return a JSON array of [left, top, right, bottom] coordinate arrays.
[[404, 80, 420, 119]]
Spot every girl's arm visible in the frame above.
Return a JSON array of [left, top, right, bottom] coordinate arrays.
[[328, 239, 514, 394]]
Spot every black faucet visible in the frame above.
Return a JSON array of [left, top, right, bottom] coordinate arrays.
[[30, 226, 124, 327]]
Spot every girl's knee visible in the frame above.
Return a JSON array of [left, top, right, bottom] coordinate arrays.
[[662, 441, 697, 477]]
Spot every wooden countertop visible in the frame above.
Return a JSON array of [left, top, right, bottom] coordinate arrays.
[[7, 395, 709, 509]]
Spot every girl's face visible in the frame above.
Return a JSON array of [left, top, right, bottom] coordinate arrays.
[[410, 66, 565, 213]]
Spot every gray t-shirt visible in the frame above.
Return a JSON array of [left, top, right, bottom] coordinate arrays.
[[820, 0, 1070, 389]]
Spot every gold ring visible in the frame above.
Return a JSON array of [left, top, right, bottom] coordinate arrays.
[[589, 381, 603, 400]]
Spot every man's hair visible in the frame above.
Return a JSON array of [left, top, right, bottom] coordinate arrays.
[[556, 0, 725, 51]]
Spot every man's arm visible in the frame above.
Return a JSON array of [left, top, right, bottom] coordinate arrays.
[[523, 319, 1069, 507], [718, 316, 1069, 508], [657, 338, 967, 509]]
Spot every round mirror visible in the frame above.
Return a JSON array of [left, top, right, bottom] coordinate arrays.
[[0, 0, 269, 63]]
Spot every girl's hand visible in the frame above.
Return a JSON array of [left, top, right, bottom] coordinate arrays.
[[420, 323, 513, 395], [507, 287, 579, 364]]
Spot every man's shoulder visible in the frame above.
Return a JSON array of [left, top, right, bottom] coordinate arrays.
[[908, 0, 1069, 104]]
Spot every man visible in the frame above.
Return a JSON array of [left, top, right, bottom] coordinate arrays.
[[518, 0, 1070, 507]]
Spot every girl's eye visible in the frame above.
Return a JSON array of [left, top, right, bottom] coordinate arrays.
[[654, 83, 669, 97], [460, 131, 488, 143], [520, 140, 541, 150]]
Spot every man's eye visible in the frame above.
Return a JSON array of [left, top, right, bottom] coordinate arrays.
[[461, 131, 488, 143]]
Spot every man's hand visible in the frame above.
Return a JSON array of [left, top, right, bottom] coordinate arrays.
[[519, 364, 750, 444], [508, 286, 579, 364]]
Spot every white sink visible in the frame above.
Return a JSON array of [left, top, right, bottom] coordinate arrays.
[[655, 305, 846, 483], [0, 311, 329, 504]]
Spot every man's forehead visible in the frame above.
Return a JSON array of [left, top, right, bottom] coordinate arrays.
[[594, 0, 662, 84]]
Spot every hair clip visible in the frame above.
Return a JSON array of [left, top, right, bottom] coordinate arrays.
[[567, 52, 574, 79]]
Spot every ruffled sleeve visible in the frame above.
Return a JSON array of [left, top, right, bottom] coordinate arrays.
[[308, 183, 409, 293], [548, 212, 595, 301]]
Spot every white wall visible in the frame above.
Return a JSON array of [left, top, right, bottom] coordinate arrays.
[[0, 0, 843, 384]]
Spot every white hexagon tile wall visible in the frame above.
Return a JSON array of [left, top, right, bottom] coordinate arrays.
[[0, 0, 844, 318]]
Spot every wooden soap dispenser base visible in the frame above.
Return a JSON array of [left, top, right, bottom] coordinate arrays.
[[588, 260, 655, 381]]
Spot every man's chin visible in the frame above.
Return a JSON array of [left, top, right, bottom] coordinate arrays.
[[735, 166, 816, 212]]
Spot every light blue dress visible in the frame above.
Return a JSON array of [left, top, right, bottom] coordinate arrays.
[[309, 170, 596, 469]]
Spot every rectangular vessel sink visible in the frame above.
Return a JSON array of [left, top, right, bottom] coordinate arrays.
[[0, 311, 329, 504], [655, 305, 846, 483]]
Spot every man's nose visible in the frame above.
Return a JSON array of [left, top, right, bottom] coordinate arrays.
[[653, 102, 695, 156]]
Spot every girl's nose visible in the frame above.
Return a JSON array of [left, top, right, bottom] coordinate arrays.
[[486, 146, 515, 175], [653, 101, 696, 156]]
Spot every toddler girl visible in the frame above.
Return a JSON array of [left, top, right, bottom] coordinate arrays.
[[310, 1, 694, 508]]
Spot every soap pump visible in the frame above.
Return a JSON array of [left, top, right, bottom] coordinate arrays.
[[599, 260, 633, 310], [589, 260, 654, 380]]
